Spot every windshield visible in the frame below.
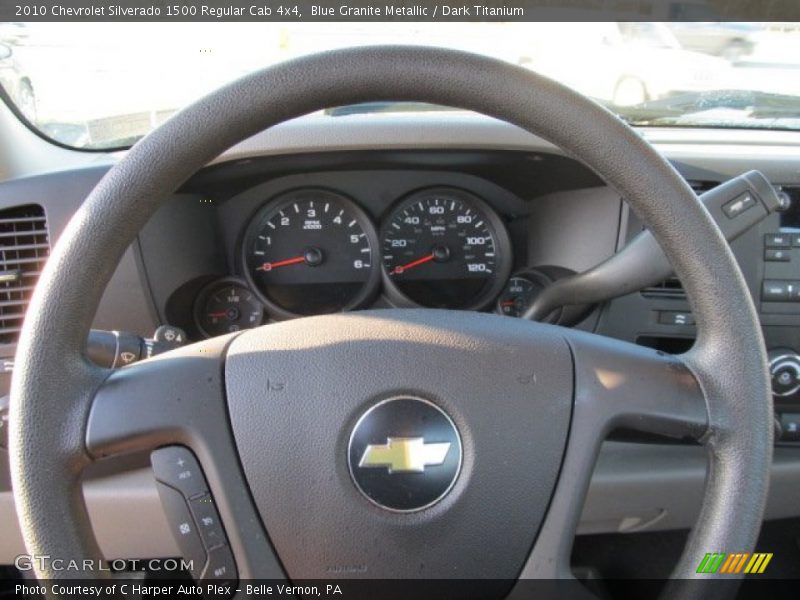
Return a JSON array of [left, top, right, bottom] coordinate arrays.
[[1, 22, 800, 150]]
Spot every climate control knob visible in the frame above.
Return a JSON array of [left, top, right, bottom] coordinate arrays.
[[769, 350, 800, 397]]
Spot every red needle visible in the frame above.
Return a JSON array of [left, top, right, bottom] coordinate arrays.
[[207, 311, 227, 318], [501, 301, 516, 307], [256, 256, 305, 271], [390, 253, 435, 275]]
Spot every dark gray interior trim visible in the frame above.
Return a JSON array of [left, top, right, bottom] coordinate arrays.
[[580, 442, 800, 535]]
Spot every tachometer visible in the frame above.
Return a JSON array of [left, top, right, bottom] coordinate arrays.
[[381, 188, 512, 309], [243, 189, 380, 317]]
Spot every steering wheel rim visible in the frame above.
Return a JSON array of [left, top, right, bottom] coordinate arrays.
[[9, 46, 771, 597]]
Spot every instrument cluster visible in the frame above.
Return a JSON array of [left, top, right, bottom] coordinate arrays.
[[194, 185, 518, 336]]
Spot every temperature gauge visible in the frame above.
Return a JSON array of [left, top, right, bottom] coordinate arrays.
[[496, 275, 546, 318], [195, 280, 265, 338]]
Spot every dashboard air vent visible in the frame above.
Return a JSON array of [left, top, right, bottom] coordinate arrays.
[[0, 204, 49, 344], [635, 180, 713, 300], [641, 276, 685, 300]]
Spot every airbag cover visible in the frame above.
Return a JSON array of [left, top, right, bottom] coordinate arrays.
[[225, 310, 572, 580]]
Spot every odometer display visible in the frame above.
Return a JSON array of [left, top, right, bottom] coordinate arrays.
[[381, 188, 512, 309], [243, 189, 380, 317]]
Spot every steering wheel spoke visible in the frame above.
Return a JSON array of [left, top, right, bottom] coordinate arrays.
[[86, 334, 232, 459], [513, 331, 709, 587], [85, 332, 284, 581], [568, 331, 709, 442]]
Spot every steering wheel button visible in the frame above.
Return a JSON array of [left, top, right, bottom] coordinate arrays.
[[154, 482, 208, 580], [190, 495, 227, 550], [151, 447, 209, 499], [201, 544, 237, 586]]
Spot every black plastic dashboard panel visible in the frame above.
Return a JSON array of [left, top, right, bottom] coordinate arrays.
[[181, 149, 605, 199]]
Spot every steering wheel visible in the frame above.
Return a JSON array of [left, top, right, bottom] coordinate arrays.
[[10, 47, 772, 599]]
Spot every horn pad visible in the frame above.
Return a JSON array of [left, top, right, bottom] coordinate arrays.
[[225, 310, 573, 582]]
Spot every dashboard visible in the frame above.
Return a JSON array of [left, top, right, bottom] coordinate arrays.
[[203, 183, 512, 332], [2, 114, 800, 562], [140, 150, 609, 343]]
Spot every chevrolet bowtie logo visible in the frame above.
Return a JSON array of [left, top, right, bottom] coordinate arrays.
[[359, 437, 451, 473]]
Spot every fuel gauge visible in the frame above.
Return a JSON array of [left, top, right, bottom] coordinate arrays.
[[195, 279, 265, 338]]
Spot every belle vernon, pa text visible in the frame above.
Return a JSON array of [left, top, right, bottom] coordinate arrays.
[[17, 584, 344, 597]]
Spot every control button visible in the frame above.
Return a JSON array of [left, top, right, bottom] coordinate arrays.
[[765, 233, 791, 248], [792, 234, 800, 248], [765, 248, 791, 262], [202, 544, 237, 584], [776, 190, 792, 211], [155, 482, 208, 579], [762, 280, 791, 302], [154, 324, 187, 345], [769, 354, 800, 397], [780, 413, 800, 442], [190, 495, 226, 550], [114, 331, 144, 367], [658, 311, 695, 326], [722, 193, 756, 218], [775, 367, 797, 389], [151, 447, 208, 499]]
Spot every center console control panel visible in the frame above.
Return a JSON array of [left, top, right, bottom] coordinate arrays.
[[756, 189, 800, 444], [768, 350, 800, 444], [761, 187, 800, 312]]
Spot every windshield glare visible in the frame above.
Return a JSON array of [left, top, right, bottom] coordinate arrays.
[[1, 22, 799, 150]]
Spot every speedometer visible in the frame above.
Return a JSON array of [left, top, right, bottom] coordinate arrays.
[[242, 189, 380, 318], [381, 188, 512, 309]]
